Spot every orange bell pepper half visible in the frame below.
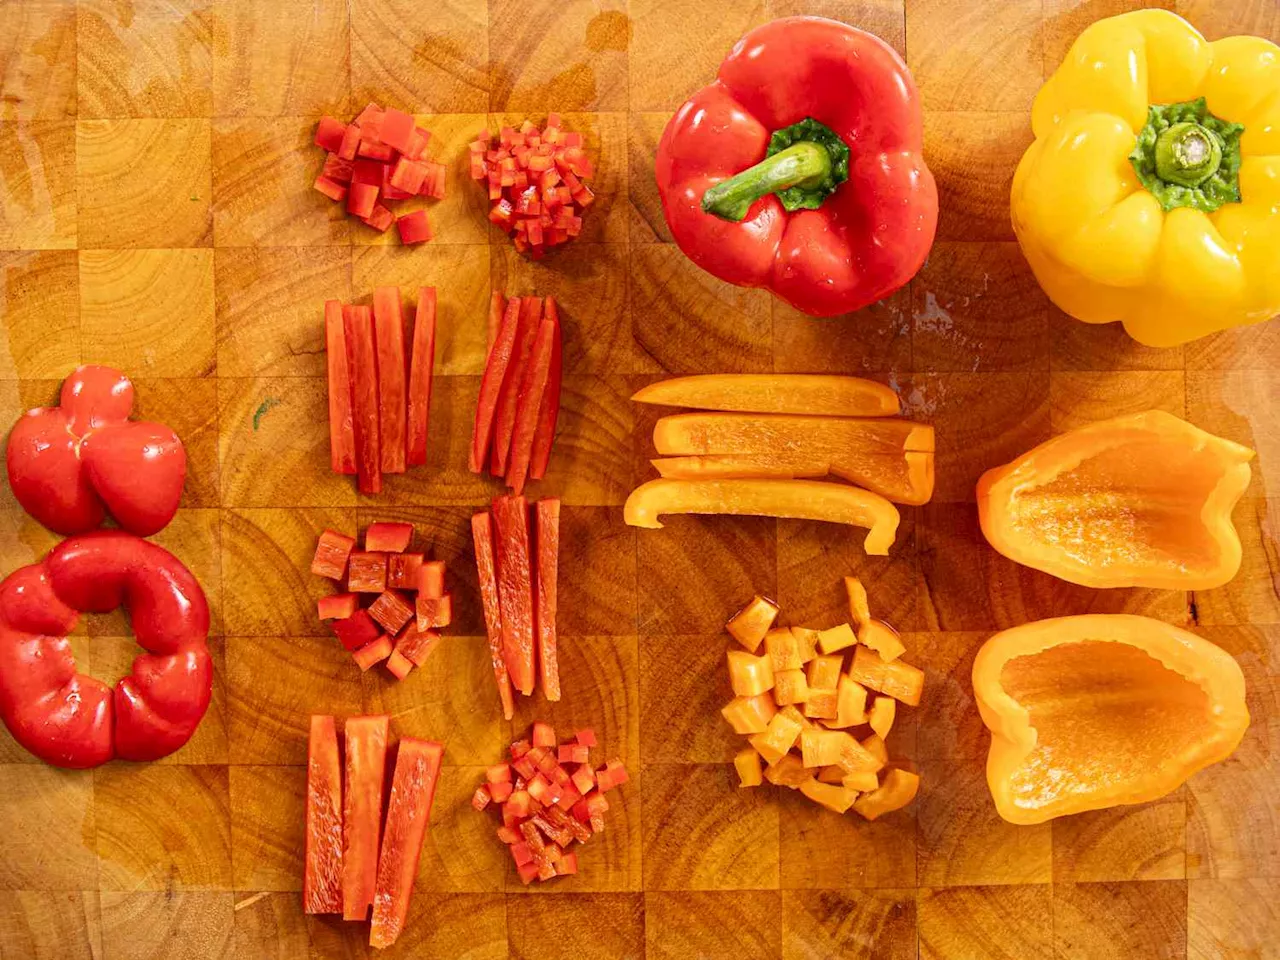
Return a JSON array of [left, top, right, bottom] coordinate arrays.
[[624, 478, 900, 555], [977, 410, 1254, 590]]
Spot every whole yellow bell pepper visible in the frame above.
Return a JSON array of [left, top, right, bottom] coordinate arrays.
[[1012, 10, 1280, 347]]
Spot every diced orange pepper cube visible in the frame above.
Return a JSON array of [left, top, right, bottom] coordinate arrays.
[[835, 732, 883, 774], [818, 623, 857, 654], [727, 650, 774, 697], [817, 765, 846, 784], [844, 576, 871, 627], [852, 769, 919, 821], [869, 696, 896, 740], [773, 668, 811, 706], [803, 689, 839, 720], [748, 710, 802, 764], [847, 646, 923, 705], [777, 704, 814, 731], [734, 748, 762, 787], [806, 654, 842, 691], [721, 694, 777, 735], [860, 733, 889, 769], [842, 769, 880, 792], [858, 619, 906, 662], [764, 753, 812, 789], [765, 628, 804, 672], [726, 596, 778, 652], [825, 675, 869, 729], [799, 728, 846, 769], [790, 627, 819, 663], [800, 779, 860, 813]]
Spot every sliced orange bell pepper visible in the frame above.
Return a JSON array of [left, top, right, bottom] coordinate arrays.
[[977, 410, 1253, 590], [625, 478, 900, 555], [973, 614, 1249, 825], [652, 414, 934, 504], [852, 768, 919, 820], [631, 374, 901, 417]]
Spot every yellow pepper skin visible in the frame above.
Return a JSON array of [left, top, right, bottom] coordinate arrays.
[[1012, 10, 1280, 347]]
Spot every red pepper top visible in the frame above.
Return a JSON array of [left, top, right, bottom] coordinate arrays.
[[5, 364, 187, 536], [655, 17, 937, 317], [0, 532, 212, 768]]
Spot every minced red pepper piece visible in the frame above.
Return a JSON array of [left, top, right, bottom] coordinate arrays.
[[314, 176, 347, 202]]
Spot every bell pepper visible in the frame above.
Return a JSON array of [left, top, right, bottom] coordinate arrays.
[[470, 298, 521, 473], [506, 317, 557, 495], [6, 365, 187, 537], [406, 287, 437, 466], [303, 716, 344, 914], [655, 16, 937, 317], [632, 374, 901, 417], [388, 553, 424, 591], [533, 498, 561, 701], [851, 769, 919, 821], [973, 614, 1249, 824], [726, 596, 779, 653], [977, 410, 1254, 590], [365, 522, 413, 553], [624, 478, 901, 556], [1013, 9, 1280, 346], [352, 635, 393, 672], [368, 590, 414, 636], [311, 529, 356, 580], [492, 495, 536, 696], [324, 302, 357, 476], [372, 288, 408, 475], [331, 610, 380, 652], [346, 551, 387, 593], [471, 511, 515, 720], [528, 297, 563, 482], [341, 715, 390, 921], [0, 532, 212, 768], [342, 305, 381, 495]]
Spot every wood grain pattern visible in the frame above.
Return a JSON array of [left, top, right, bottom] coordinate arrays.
[[0, 1, 1276, 957]]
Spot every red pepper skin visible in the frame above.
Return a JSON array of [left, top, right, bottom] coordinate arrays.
[[655, 17, 937, 317], [6, 365, 187, 536], [0, 532, 212, 768]]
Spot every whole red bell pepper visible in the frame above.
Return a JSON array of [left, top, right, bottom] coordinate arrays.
[[6, 365, 187, 536], [0, 531, 212, 768], [655, 17, 937, 317]]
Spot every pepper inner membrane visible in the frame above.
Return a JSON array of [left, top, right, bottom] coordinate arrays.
[[1000, 640, 1210, 809]]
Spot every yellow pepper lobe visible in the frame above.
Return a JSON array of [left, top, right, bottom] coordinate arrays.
[[1012, 10, 1280, 347]]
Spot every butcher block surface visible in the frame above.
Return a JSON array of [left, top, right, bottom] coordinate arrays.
[[0, 0, 1277, 957]]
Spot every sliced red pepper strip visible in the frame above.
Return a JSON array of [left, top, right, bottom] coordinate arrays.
[[341, 715, 390, 921], [492, 495, 536, 696], [506, 318, 556, 495], [491, 297, 543, 477], [342, 305, 381, 494], [472, 511, 515, 719], [372, 287, 407, 475], [325, 301, 357, 476], [529, 297, 563, 480], [369, 737, 443, 948], [534, 498, 561, 701], [470, 298, 522, 473], [303, 715, 343, 914], [406, 287, 437, 467]]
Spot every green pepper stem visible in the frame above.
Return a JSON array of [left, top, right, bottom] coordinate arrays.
[[1154, 121, 1223, 188], [702, 141, 833, 222]]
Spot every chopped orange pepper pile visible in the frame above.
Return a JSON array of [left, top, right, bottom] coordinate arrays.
[[722, 579, 923, 819]]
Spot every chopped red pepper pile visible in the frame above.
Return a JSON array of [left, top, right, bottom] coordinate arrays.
[[469, 115, 594, 258], [326, 286, 436, 494], [304, 714, 444, 949], [311, 523, 451, 680], [313, 104, 444, 244], [472, 496, 560, 718], [470, 293, 562, 492], [474, 723, 628, 884]]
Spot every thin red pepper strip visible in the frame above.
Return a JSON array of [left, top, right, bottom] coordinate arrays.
[[324, 301, 357, 475], [491, 495, 536, 696], [472, 511, 515, 719], [304, 715, 344, 914], [372, 287, 407, 474], [528, 297, 563, 481], [506, 318, 557, 495], [341, 715, 389, 921], [406, 286, 437, 467], [470, 298, 522, 473], [342, 305, 382, 494], [535, 498, 561, 701], [491, 297, 543, 477], [369, 738, 445, 949]]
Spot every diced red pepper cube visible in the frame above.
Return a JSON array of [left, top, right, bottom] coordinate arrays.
[[527, 773, 550, 804], [603, 759, 629, 787], [469, 154, 487, 179], [317, 593, 359, 620], [575, 729, 597, 748], [387, 553, 424, 590], [511, 841, 533, 866], [555, 785, 581, 811], [347, 551, 388, 593], [362, 203, 395, 233], [536, 751, 559, 777], [346, 182, 378, 220], [389, 157, 428, 195], [489, 780, 513, 803], [314, 116, 347, 153], [571, 798, 591, 825], [551, 765, 573, 788], [418, 560, 445, 599], [331, 609, 381, 651], [510, 739, 531, 760], [393, 622, 439, 667], [311, 530, 356, 579], [313, 175, 347, 202], [486, 763, 513, 785], [368, 590, 414, 635], [496, 825, 521, 845], [365, 522, 413, 553], [384, 649, 413, 680], [351, 158, 384, 185], [396, 209, 432, 245], [471, 785, 492, 811], [352, 634, 394, 671], [506, 790, 533, 818], [338, 123, 361, 161], [516, 861, 539, 885], [416, 594, 452, 629], [322, 154, 354, 183], [404, 127, 431, 161], [488, 198, 514, 226], [556, 851, 578, 875], [570, 764, 595, 796], [532, 723, 556, 748], [586, 793, 610, 818], [378, 107, 416, 154], [357, 139, 395, 161]]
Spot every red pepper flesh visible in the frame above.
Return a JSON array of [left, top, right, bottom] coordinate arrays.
[[346, 551, 387, 593], [311, 529, 356, 580], [341, 715, 390, 921], [534, 498, 561, 701], [470, 298, 522, 472], [394, 622, 441, 667], [655, 17, 937, 317], [528, 298, 563, 481], [365, 521, 413, 553], [369, 737, 444, 949], [324, 302, 357, 475], [317, 593, 359, 620], [491, 297, 543, 476], [342, 306, 382, 494], [352, 634, 393, 671], [368, 590, 414, 636], [492, 495, 536, 696], [387, 552, 424, 591], [303, 715, 344, 914], [471, 511, 515, 719], [506, 318, 556, 495], [417, 559, 445, 598], [372, 287, 407, 474], [397, 209, 433, 245], [331, 610, 381, 652], [406, 287, 437, 466]]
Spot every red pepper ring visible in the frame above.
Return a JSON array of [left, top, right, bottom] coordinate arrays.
[[655, 16, 938, 317], [0, 532, 212, 768]]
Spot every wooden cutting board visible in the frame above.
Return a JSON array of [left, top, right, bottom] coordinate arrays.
[[0, 0, 1276, 957]]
